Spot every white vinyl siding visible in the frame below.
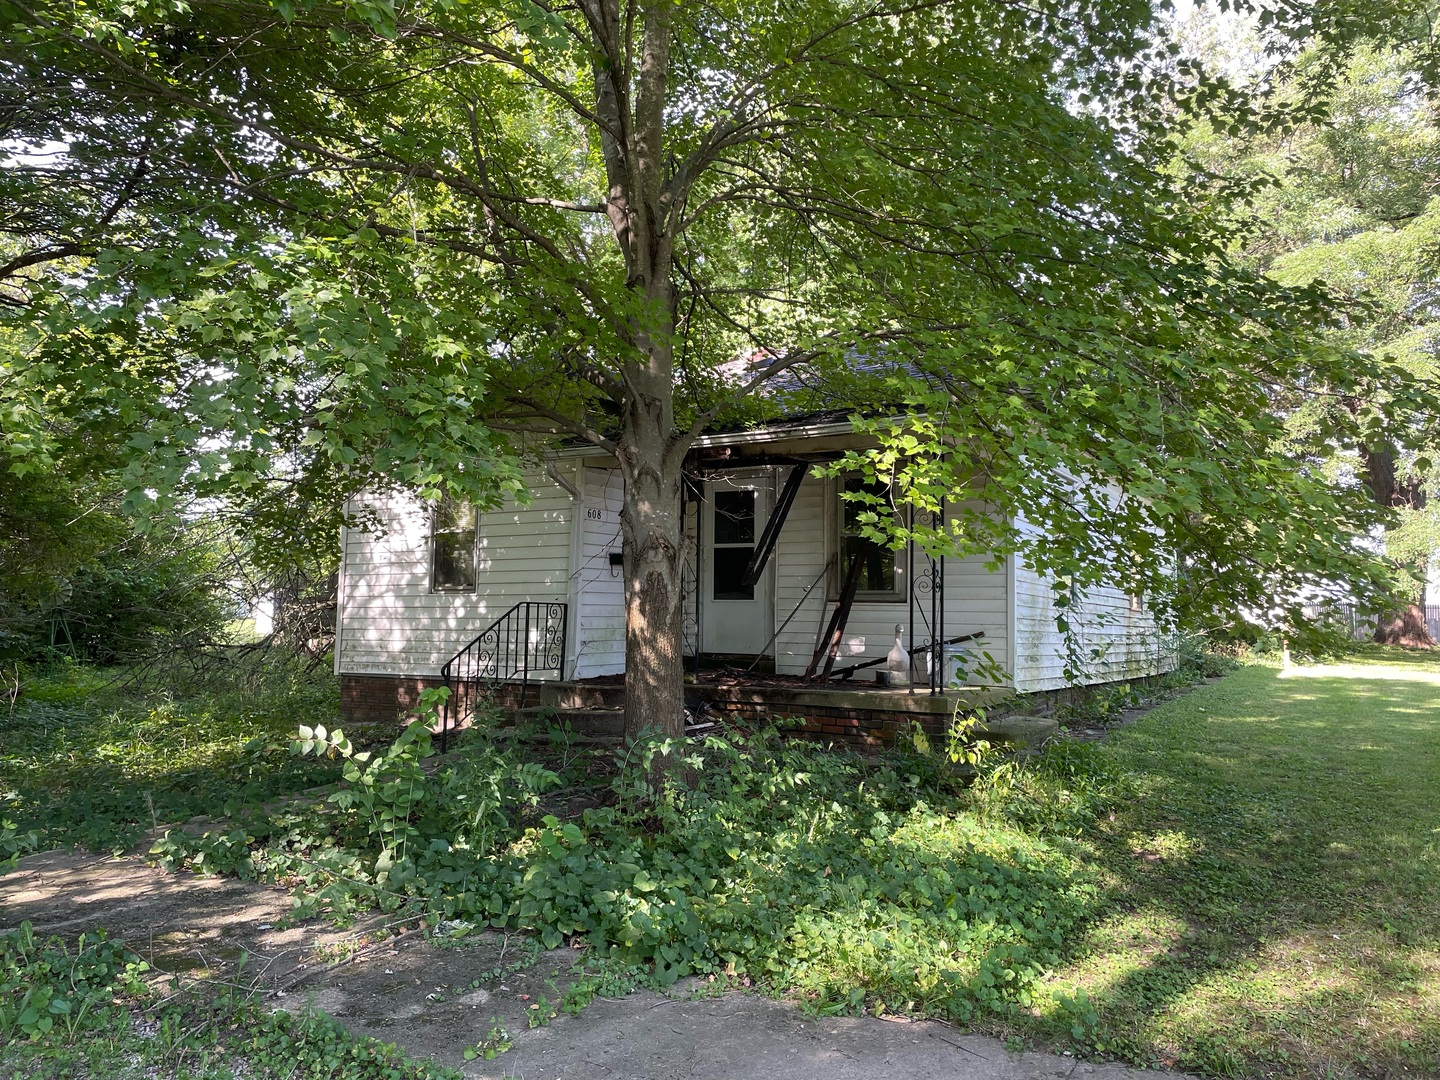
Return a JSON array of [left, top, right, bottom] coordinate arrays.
[[1010, 511, 1176, 692], [337, 466, 575, 677], [573, 468, 627, 678], [338, 453, 1175, 694]]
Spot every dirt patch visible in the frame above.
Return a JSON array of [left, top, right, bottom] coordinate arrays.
[[0, 848, 367, 986], [1, 849, 1196, 1080], [1054, 676, 1226, 744]]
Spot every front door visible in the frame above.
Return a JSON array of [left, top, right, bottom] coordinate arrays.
[[701, 477, 774, 655]]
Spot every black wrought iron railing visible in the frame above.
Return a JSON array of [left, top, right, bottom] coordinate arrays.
[[439, 601, 568, 751]]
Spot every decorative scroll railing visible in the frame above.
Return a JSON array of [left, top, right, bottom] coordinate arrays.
[[439, 601, 567, 752], [909, 505, 946, 695]]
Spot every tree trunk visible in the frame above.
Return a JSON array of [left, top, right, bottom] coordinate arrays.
[[617, 397, 686, 744], [1373, 603, 1435, 648], [583, 0, 688, 748], [1361, 447, 1436, 647]]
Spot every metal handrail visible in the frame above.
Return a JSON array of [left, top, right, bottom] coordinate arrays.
[[438, 601, 568, 751]]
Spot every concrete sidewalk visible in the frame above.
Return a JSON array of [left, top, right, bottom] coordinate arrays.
[[2, 849, 1193, 1080]]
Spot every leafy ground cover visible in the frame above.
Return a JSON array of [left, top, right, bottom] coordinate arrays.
[[0, 920, 459, 1079], [1031, 649, 1440, 1077], [8, 650, 1437, 1079], [152, 705, 1123, 1021], [1, 659, 345, 858]]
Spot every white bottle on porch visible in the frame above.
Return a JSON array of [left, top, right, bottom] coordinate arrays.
[[886, 624, 910, 687]]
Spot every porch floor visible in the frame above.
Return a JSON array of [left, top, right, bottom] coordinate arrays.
[[492, 670, 1020, 749]]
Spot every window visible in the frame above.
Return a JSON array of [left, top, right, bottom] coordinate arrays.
[[712, 489, 756, 600], [431, 497, 477, 592], [838, 479, 904, 601]]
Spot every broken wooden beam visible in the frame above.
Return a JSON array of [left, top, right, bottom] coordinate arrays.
[[806, 544, 867, 681], [831, 630, 987, 681]]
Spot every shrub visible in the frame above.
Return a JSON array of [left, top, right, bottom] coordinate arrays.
[[159, 719, 1117, 1021], [1175, 635, 1240, 679]]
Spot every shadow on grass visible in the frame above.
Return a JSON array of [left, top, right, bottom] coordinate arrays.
[[1040, 661, 1440, 1076], [1, 693, 343, 853]]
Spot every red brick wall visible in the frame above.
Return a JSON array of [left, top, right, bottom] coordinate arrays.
[[339, 674, 562, 727], [706, 700, 948, 750], [340, 674, 441, 726], [344, 673, 1150, 750], [343, 673, 973, 749]]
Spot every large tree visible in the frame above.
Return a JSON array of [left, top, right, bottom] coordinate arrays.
[[1179, 21, 1440, 643], [1270, 47, 1440, 644], [1, 0, 1422, 733]]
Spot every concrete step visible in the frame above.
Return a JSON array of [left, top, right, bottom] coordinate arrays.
[[507, 705, 626, 737], [974, 714, 1060, 750]]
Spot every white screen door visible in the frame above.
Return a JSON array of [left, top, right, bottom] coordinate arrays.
[[701, 477, 773, 655]]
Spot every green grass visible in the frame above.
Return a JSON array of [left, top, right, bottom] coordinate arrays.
[[1031, 649, 1440, 1077], [1, 660, 345, 856], [8, 650, 1440, 1078], [0, 921, 460, 1080]]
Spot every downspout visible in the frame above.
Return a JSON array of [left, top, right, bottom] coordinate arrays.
[[563, 461, 584, 681], [333, 522, 348, 677]]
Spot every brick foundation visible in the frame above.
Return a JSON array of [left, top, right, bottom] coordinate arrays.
[[340, 674, 617, 728], [698, 686, 1007, 750], [340, 672, 1014, 749], [340, 674, 442, 727]]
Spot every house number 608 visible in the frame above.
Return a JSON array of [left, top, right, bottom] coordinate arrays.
[[585, 508, 604, 520]]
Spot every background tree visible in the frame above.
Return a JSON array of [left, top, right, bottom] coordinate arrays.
[[1271, 49, 1440, 644], [0, 461, 233, 663], [1178, 20, 1440, 644], [2, 0, 1424, 735]]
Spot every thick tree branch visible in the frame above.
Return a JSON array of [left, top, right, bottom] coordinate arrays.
[[506, 395, 620, 455]]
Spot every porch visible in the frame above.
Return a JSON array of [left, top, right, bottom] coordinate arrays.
[[471, 669, 1050, 752]]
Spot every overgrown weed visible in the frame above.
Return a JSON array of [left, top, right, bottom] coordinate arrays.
[[1, 654, 345, 855], [1053, 641, 1238, 729], [157, 697, 1126, 1024]]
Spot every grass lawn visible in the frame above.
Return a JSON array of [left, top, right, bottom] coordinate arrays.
[[5, 650, 1439, 1079], [0, 661, 345, 857], [1039, 649, 1440, 1077]]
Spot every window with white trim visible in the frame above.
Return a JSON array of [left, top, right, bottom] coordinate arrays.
[[431, 497, 478, 592], [837, 478, 906, 602]]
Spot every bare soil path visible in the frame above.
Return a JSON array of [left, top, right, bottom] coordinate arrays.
[[2, 849, 1194, 1080]]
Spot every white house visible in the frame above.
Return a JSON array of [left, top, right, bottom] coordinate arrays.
[[334, 418, 1176, 729]]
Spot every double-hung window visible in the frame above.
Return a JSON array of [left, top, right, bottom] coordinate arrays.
[[431, 497, 478, 592], [838, 478, 905, 602]]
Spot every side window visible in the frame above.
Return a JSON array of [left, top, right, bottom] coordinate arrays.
[[712, 489, 756, 600], [431, 497, 477, 592], [838, 478, 904, 601]]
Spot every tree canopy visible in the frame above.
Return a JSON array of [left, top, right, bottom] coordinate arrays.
[[1176, 15, 1440, 638], [2, 0, 1430, 727]]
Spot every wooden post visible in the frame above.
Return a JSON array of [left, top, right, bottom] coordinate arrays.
[[805, 542, 867, 681]]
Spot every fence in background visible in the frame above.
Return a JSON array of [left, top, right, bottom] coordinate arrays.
[[1299, 604, 1440, 642]]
